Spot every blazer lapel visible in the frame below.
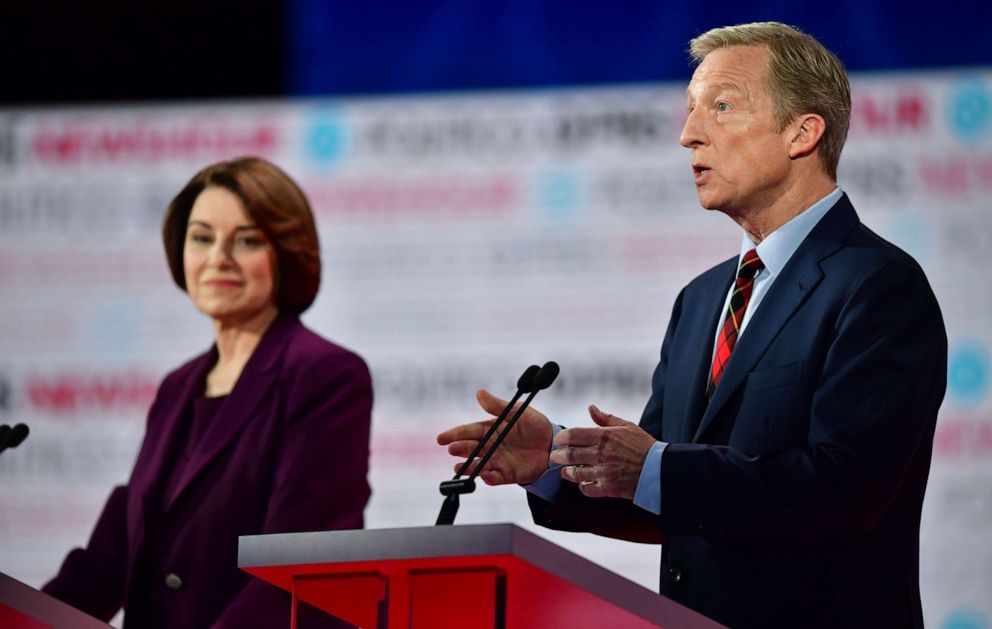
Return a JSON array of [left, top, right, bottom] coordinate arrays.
[[678, 263, 736, 443], [163, 314, 295, 512], [693, 195, 859, 443], [125, 351, 213, 571]]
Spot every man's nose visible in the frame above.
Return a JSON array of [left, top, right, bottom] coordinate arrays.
[[679, 108, 704, 148]]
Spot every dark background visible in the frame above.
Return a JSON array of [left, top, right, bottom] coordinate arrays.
[[1, 1, 991, 105]]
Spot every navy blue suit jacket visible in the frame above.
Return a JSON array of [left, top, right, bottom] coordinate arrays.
[[530, 195, 947, 628]]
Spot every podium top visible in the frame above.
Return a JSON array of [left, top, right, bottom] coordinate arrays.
[[239, 523, 723, 628], [0, 572, 111, 629]]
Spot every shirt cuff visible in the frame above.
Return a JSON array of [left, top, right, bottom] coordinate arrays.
[[523, 424, 564, 502], [633, 441, 667, 515]]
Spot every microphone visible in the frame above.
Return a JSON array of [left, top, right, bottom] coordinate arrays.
[[452, 365, 540, 481], [436, 361, 559, 526], [0, 423, 29, 455]]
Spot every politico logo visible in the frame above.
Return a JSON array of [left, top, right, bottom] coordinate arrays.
[[29, 116, 279, 166], [18, 370, 159, 417], [535, 169, 582, 219], [948, 342, 990, 407], [304, 106, 350, 168], [941, 607, 989, 629], [946, 77, 992, 145], [918, 153, 992, 195], [849, 87, 930, 138], [333, 96, 675, 161]]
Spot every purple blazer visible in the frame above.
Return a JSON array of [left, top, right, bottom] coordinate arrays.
[[43, 313, 372, 628]]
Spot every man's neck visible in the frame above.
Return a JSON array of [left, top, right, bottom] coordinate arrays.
[[731, 176, 836, 244]]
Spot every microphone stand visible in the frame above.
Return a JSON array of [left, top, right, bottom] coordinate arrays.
[[435, 362, 559, 526]]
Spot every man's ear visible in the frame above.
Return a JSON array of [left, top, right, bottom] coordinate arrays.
[[788, 114, 826, 159]]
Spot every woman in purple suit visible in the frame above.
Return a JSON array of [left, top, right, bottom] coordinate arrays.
[[43, 157, 372, 628]]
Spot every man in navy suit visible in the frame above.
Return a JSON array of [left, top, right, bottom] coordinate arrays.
[[439, 22, 946, 628]]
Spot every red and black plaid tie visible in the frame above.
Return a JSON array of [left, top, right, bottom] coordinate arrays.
[[707, 249, 764, 398]]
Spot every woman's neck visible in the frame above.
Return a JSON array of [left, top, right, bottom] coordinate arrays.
[[205, 305, 279, 397]]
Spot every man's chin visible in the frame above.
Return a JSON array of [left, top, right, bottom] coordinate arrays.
[[695, 194, 723, 211]]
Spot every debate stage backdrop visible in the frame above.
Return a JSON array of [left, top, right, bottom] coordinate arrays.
[[1, 70, 990, 627]]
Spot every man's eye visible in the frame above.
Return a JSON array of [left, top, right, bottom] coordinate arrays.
[[716, 102, 730, 112]]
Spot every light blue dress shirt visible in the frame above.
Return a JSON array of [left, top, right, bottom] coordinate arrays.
[[527, 187, 844, 512]]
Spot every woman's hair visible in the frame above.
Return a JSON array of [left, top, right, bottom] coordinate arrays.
[[162, 156, 321, 313]]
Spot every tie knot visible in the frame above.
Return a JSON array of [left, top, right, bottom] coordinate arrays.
[[738, 249, 764, 280]]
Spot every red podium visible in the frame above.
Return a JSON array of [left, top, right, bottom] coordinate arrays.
[[239, 523, 723, 628], [0, 572, 110, 629]]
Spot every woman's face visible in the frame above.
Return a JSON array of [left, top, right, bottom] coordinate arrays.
[[183, 186, 278, 326]]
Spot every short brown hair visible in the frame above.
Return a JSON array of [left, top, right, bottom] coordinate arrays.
[[163, 157, 321, 314], [689, 22, 851, 180]]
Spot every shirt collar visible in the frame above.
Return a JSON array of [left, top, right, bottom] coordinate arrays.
[[739, 186, 844, 278]]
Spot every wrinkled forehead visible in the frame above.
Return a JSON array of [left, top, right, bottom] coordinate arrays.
[[686, 45, 772, 100]]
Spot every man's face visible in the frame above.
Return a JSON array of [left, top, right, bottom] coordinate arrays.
[[680, 45, 796, 217]]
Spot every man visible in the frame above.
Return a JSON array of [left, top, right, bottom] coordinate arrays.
[[438, 22, 946, 629]]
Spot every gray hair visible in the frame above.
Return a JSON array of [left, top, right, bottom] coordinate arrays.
[[689, 22, 851, 180]]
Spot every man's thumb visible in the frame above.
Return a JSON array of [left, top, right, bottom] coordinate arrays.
[[477, 389, 510, 416], [589, 404, 626, 427]]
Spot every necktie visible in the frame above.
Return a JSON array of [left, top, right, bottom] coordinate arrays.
[[707, 249, 764, 398]]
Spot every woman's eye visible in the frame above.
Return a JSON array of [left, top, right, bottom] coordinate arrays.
[[717, 102, 730, 112], [189, 233, 213, 244], [237, 236, 265, 248]]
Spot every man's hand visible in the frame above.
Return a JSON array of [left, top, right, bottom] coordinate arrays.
[[436, 389, 554, 486], [550, 405, 656, 499]]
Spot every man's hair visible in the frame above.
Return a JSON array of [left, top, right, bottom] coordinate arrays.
[[163, 157, 321, 314], [689, 22, 851, 180]]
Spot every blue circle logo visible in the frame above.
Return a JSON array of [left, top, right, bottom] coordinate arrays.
[[947, 78, 992, 144], [537, 170, 581, 218], [942, 607, 988, 629], [948, 342, 990, 406], [305, 108, 349, 167]]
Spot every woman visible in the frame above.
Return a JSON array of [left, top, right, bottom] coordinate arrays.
[[43, 157, 372, 628]]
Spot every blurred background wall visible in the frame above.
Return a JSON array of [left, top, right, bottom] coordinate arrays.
[[1, 2, 991, 628]]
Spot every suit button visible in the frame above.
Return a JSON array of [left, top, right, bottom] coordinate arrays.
[[668, 567, 683, 583], [164, 573, 183, 590]]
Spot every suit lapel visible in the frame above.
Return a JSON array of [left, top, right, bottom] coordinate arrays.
[[693, 195, 859, 443], [679, 263, 736, 443], [163, 314, 295, 512], [125, 351, 213, 570]]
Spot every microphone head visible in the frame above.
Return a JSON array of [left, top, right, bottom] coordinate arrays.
[[517, 365, 541, 393], [0, 425, 10, 448], [7, 424, 28, 448], [533, 361, 560, 391]]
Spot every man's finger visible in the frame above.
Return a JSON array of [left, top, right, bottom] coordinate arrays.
[[437, 420, 490, 445], [549, 445, 599, 466], [554, 426, 605, 447], [561, 464, 601, 484], [476, 388, 510, 416], [452, 457, 483, 476], [480, 469, 506, 485], [589, 404, 628, 428], [578, 479, 607, 498], [446, 441, 481, 459]]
